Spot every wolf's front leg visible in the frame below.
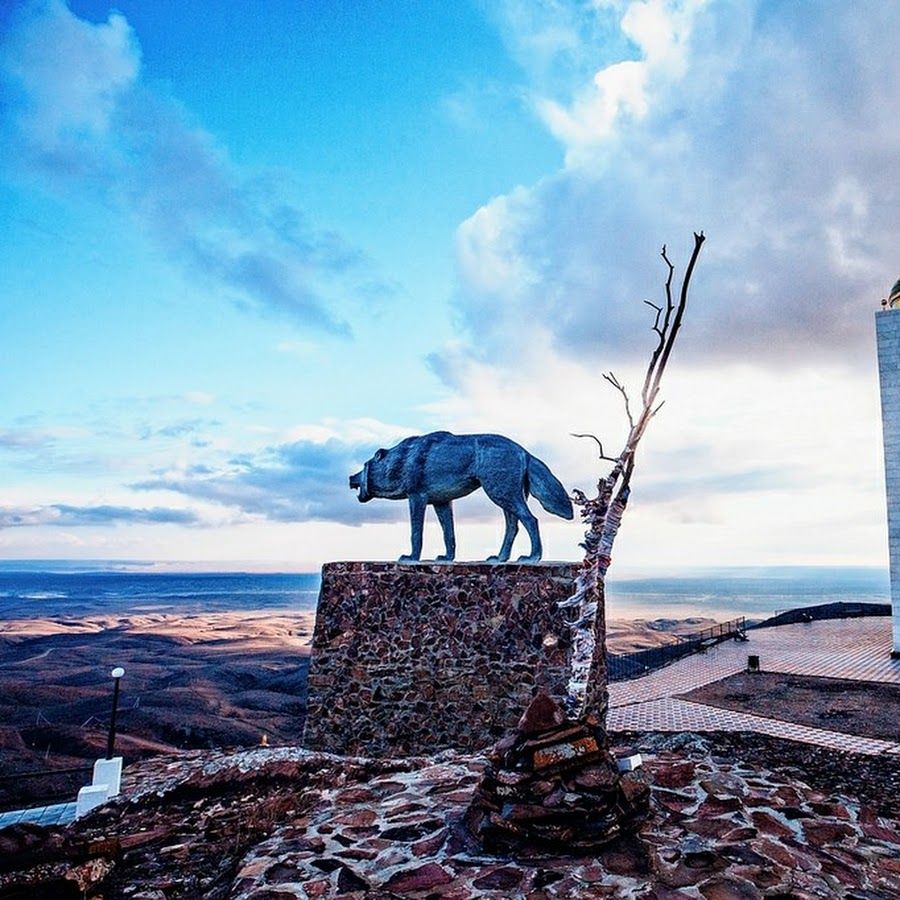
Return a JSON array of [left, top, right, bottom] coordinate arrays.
[[487, 510, 518, 563], [433, 502, 456, 561], [399, 494, 426, 562]]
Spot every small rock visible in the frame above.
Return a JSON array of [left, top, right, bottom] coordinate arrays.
[[653, 762, 696, 789], [802, 820, 856, 845], [383, 862, 453, 893], [698, 874, 762, 899], [517, 690, 566, 735], [748, 810, 793, 840], [336, 865, 369, 893], [472, 866, 523, 890]]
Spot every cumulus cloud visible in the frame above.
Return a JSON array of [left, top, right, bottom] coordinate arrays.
[[0, 0, 386, 334], [130, 418, 427, 526], [454, 1, 900, 367], [134, 426, 573, 529], [422, 345, 888, 565], [0, 504, 200, 528], [535, 0, 705, 152]]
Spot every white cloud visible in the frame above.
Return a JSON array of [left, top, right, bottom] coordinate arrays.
[[0, 503, 200, 528], [183, 391, 216, 406], [455, 1, 900, 368], [425, 344, 888, 566], [0, 0, 389, 334], [131, 417, 420, 527], [1, 0, 138, 149], [536, 0, 707, 159]]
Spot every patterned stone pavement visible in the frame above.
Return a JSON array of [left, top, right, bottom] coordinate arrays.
[[608, 617, 900, 755], [5, 743, 899, 898], [0, 801, 77, 829]]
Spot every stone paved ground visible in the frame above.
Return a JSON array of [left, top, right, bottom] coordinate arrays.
[[228, 743, 900, 899], [3, 740, 898, 898], [608, 618, 900, 755]]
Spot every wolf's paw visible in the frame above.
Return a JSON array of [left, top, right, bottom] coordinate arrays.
[[486, 554, 510, 564], [435, 554, 456, 562], [516, 554, 541, 563], [398, 554, 421, 563]]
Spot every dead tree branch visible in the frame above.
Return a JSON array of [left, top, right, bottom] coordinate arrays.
[[563, 231, 705, 720], [601, 372, 634, 430], [570, 433, 620, 463]]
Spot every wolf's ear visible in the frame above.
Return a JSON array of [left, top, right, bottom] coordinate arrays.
[[374, 448, 387, 461]]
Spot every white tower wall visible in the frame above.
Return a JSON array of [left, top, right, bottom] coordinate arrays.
[[875, 309, 900, 656]]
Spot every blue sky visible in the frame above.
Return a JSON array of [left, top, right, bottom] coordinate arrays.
[[1, 0, 899, 569]]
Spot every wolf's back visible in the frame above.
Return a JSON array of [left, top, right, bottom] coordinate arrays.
[[526, 455, 574, 520]]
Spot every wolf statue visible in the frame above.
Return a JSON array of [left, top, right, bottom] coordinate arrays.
[[349, 431, 573, 563]]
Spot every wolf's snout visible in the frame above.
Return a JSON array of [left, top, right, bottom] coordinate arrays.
[[349, 468, 369, 502]]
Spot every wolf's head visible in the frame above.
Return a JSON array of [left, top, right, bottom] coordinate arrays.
[[349, 444, 407, 503]]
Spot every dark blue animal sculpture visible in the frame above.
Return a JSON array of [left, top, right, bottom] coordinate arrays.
[[349, 431, 573, 562]]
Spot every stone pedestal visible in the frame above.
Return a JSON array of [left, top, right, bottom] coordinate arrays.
[[302, 561, 577, 757]]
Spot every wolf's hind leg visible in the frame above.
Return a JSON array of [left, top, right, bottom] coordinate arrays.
[[400, 494, 426, 562], [434, 502, 456, 561], [513, 499, 542, 562]]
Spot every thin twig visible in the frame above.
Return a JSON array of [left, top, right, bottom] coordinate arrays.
[[649, 232, 704, 401], [601, 372, 634, 430], [571, 432, 620, 463], [642, 245, 677, 407], [643, 299, 664, 337]]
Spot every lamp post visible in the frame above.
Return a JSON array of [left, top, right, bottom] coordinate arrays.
[[106, 667, 125, 760]]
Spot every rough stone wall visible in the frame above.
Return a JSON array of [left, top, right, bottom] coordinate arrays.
[[303, 561, 578, 757], [876, 309, 900, 655]]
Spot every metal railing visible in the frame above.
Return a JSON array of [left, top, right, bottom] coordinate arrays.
[[0, 766, 93, 811], [608, 616, 747, 682], [0, 667, 126, 812], [751, 601, 889, 630], [0, 767, 92, 783]]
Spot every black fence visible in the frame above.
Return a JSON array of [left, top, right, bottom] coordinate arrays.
[[0, 766, 92, 811], [608, 616, 747, 682], [750, 601, 890, 630]]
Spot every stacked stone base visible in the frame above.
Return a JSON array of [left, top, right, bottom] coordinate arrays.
[[303, 561, 577, 757], [467, 692, 650, 852]]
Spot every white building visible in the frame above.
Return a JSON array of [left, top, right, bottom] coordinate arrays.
[[875, 277, 900, 658]]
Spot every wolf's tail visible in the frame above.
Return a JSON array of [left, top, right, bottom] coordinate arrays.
[[526, 455, 574, 520]]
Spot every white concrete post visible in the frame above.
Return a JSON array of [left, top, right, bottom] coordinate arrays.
[[92, 756, 122, 797], [75, 784, 109, 819]]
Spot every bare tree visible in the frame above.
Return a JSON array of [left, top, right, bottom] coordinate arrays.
[[561, 232, 706, 722]]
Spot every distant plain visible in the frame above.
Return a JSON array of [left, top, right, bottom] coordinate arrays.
[[0, 564, 889, 808]]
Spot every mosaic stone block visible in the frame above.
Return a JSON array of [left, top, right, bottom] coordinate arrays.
[[302, 561, 578, 756]]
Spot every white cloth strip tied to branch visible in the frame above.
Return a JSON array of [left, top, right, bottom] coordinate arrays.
[[560, 232, 706, 720]]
